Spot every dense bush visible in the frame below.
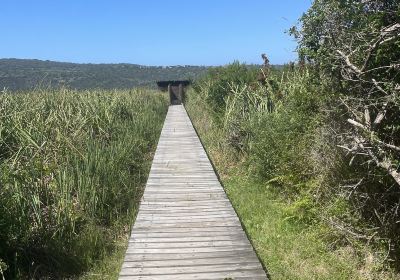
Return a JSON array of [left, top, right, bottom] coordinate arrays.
[[194, 62, 258, 117], [0, 88, 168, 278], [250, 69, 323, 185], [294, 0, 400, 264], [186, 0, 400, 269], [189, 64, 326, 199]]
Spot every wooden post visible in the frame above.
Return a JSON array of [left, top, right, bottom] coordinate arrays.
[[178, 83, 183, 104], [168, 84, 172, 105]]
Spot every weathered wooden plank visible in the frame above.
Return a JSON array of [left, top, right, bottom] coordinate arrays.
[[120, 270, 266, 280], [129, 235, 247, 243], [120, 263, 263, 275], [120, 275, 266, 280], [119, 273, 266, 280], [123, 251, 258, 261], [127, 240, 253, 249], [131, 227, 244, 234], [135, 216, 238, 222], [119, 105, 267, 279], [125, 246, 254, 255], [136, 213, 238, 219], [131, 231, 247, 239], [121, 257, 260, 268]]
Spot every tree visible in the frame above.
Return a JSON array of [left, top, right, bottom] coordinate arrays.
[[293, 0, 400, 187]]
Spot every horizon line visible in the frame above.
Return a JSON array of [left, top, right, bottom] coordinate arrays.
[[0, 57, 292, 67]]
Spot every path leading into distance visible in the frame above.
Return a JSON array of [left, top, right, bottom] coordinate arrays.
[[119, 105, 267, 280]]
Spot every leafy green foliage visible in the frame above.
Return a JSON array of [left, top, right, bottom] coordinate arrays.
[[294, 0, 400, 265], [250, 69, 323, 186], [186, 0, 400, 277], [186, 77, 398, 278], [186, 48, 399, 277]]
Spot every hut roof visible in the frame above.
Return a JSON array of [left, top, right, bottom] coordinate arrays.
[[156, 80, 191, 88]]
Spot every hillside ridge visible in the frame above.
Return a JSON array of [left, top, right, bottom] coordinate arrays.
[[0, 58, 210, 90]]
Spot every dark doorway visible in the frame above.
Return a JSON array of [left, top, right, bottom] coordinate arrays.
[[156, 80, 191, 105]]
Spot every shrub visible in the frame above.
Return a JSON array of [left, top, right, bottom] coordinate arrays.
[[194, 61, 258, 118], [293, 0, 400, 263]]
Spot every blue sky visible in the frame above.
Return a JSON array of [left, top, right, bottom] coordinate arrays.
[[1, 0, 311, 66]]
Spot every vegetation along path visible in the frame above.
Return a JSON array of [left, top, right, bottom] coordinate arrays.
[[119, 105, 267, 279]]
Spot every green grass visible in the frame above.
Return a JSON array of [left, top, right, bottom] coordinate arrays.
[[80, 235, 128, 280], [222, 171, 398, 279], [0, 88, 168, 279], [224, 173, 359, 279]]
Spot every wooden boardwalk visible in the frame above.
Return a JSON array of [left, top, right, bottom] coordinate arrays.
[[119, 105, 267, 280]]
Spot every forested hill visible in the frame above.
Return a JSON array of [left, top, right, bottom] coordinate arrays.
[[0, 58, 210, 90]]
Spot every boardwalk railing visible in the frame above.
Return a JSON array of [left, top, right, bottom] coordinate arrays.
[[119, 105, 267, 279]]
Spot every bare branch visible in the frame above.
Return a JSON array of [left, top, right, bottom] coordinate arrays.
[[355, 138, 400, 187], [362, 23, 400, 71], [375, 140, 400, 152], [364, 107, 371, 128], [336, 50, 362, 75], [347, 118, 367, 129]]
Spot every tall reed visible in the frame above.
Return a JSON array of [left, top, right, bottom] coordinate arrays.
[[0, 88, 168, 278]]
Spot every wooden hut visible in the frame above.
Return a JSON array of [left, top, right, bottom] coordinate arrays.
[[156, 80, 191, 105]]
